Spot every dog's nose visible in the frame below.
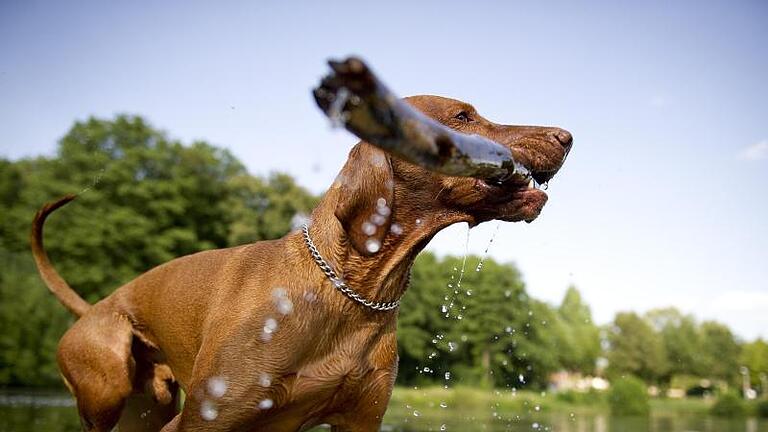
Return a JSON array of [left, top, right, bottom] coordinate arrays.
[[552, 128, 573, 151]]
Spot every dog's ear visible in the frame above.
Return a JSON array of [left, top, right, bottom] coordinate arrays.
[[334, 143, 394, 256]]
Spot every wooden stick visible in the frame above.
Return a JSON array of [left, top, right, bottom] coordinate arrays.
[[313, 57, 530, 181]]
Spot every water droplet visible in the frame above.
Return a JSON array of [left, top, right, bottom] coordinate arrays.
[[440, 424, 447, 430], [444, 372, 451, 380], [365, 238, 381, 253], [362, 221, 376, 235], [505, 290, 512, 298], [376, 197, 387, 207], [290, 213, 310, 231], [258, 399, 274, 410], [413, 410, 420, 417], [415, 218, 422, 225], [519, 374, 526, 383], [440, 401, 448, 408], [272, 287, 287, 299], [448, 342, 457, 352], [371, 213, 386, 226], [277, 297, 293, 315], [390, 223, 403, 235], [441, 305, 448, 313], [207, 377, 227, 398], [200, 399, 218, 421], [532, 422, 540, 430], [259, 373, 271, 387], [303, 290, 317, 302], [465, 290, 472, 296], [264, 318, 278, 333], [534, 405, 541, 411]]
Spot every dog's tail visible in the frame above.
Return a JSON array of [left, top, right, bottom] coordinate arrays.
[[30, 194, 91, 317]]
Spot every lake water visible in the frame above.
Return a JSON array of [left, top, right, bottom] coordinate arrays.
[[2, 390, 767, 432]]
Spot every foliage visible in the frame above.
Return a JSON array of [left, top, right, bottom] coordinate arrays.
[[739, 338, 768, 388], [396, 253, 599, 389], [554, 389, 606, 405], [0, 115, 317, 387], [608, 376, 649, 416], [557, 286, 601, 374], [606, 312, 668, 383], [699, 321, 741, 385], [645, 308, 703, 381], [757, 399, 768, 418], [709, 391, 745, 417]]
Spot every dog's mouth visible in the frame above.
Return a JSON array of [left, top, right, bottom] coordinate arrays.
[[473, 157, 563, 223]]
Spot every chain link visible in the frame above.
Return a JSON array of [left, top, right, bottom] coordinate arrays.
[[302, 224, 400, 311]]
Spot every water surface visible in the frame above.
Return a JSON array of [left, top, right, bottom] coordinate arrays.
[[2, 390, 766, 432]]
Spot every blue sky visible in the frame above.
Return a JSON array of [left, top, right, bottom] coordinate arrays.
[[1, 0, 766, 339]]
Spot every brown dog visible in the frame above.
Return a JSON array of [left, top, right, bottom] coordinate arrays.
[[32, 95, 571, 431]]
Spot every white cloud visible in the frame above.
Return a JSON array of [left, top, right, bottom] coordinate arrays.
[[737, 140, 768, 161]]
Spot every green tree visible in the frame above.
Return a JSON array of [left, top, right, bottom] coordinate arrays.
[[557, 286, 601, 374], [606, 312, 668, 383], [645, 307, 703, 381], [699, 321, 741, 385], [608, 375, 650, 416], [397, 253, 567, 389], [0, 115, 317, 387], [739, 339, 768, 388]]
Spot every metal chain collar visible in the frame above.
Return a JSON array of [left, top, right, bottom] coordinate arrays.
[[301, 224, 400, 311]]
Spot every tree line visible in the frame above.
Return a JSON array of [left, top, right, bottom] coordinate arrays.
[[0, 115, 765, 393]]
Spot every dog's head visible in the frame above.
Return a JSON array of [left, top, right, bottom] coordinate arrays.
[[333, 95, 572, 256]]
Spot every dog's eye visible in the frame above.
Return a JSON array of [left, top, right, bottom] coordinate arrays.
[[454, 111, 472, 123]]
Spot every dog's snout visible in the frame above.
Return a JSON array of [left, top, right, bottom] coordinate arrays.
[[552, 129, 573, 151]]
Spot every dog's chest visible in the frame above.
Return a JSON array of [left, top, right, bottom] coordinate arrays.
[[283, 325, 396, 407]]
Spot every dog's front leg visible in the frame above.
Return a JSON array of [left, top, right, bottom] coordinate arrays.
[[330, 369, 394, 432]]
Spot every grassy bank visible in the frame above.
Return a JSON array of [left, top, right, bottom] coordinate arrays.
[[387, 386, 715, 417]]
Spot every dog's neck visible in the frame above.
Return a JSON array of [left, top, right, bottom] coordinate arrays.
[[303, 184, 471, 309]]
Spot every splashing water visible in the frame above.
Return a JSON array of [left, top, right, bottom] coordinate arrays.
[[258, 373, 271, 387], [272, 288, 293, 315], [365, 238, 381, 253], [290, 213, 310, 231], [261, 317, 278, 341], [200, 399, 218, 421], [475, 221, 501, 272], [206, 377, 227, 398], [78, 168, 105, 195]]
